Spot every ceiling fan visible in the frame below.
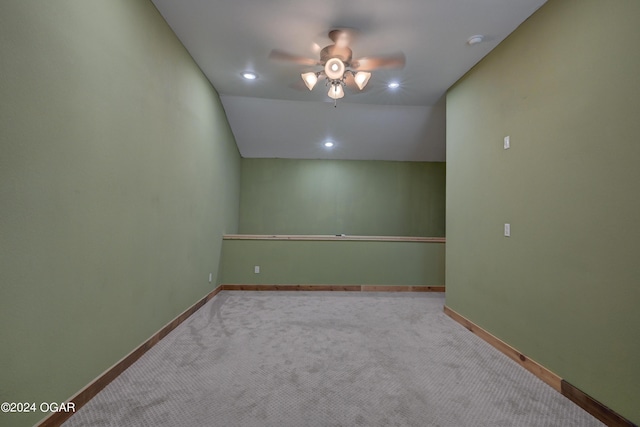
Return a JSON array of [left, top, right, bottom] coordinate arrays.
[[270, 29, 405, 104]]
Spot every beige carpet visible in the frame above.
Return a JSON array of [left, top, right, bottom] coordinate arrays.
[[63, 291, 603, 426]]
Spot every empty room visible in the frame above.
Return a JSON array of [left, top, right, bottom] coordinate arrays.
[[1, 0, 638, 426]]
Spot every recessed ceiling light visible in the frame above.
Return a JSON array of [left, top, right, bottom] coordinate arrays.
[[388, 82, 400, 89], [467, 35, 484, 46], [324, 141, 334, 148], [242, 72, 258, 80]]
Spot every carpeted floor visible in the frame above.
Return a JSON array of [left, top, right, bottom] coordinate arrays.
[[63, 291, 603, 426]]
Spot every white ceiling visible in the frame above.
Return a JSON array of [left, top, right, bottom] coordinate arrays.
[[150, 0, 546, 162]]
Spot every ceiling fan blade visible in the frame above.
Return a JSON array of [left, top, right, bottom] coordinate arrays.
[[268, 49, 319, 66], [351, 52, 406, 70]]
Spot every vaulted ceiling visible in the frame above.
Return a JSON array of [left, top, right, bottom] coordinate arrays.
[[150, 0, 546, 161]]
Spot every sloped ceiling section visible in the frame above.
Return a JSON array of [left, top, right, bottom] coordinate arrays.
[[221, 95, 446, 161], [151, 0, 547, 161]]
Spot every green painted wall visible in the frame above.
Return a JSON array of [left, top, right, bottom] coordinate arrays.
[[446, 0, 640, 423], [0, 1, 240, 426], [239, 158, 446, 236], [221, 240, 445, 286]]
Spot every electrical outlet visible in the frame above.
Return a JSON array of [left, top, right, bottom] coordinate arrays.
[[504, 135, 510, 150], [254, 266, 260, 274], [504, 223, 511, 237]]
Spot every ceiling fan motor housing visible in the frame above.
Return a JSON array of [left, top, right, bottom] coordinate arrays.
[[320, 45, 352, 64]]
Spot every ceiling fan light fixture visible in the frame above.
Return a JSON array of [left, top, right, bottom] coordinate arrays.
[[324, 57, 345, 80], [271, 29, 407, 103], [354, 71, 371, 90], [327, 84, 345, 100], [301, 72, 318, 90]]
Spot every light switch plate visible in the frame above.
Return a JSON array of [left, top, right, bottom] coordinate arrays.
[[504, 223, 511, 237], [254, 266, 260, 274], [504, 136, 510, 150]]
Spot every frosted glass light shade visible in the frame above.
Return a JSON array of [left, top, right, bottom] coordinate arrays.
[[328, 84, 344, 100], [324, 58, 345, 80], [353, 72, 371, 90], [301, 72, 318, 90]]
